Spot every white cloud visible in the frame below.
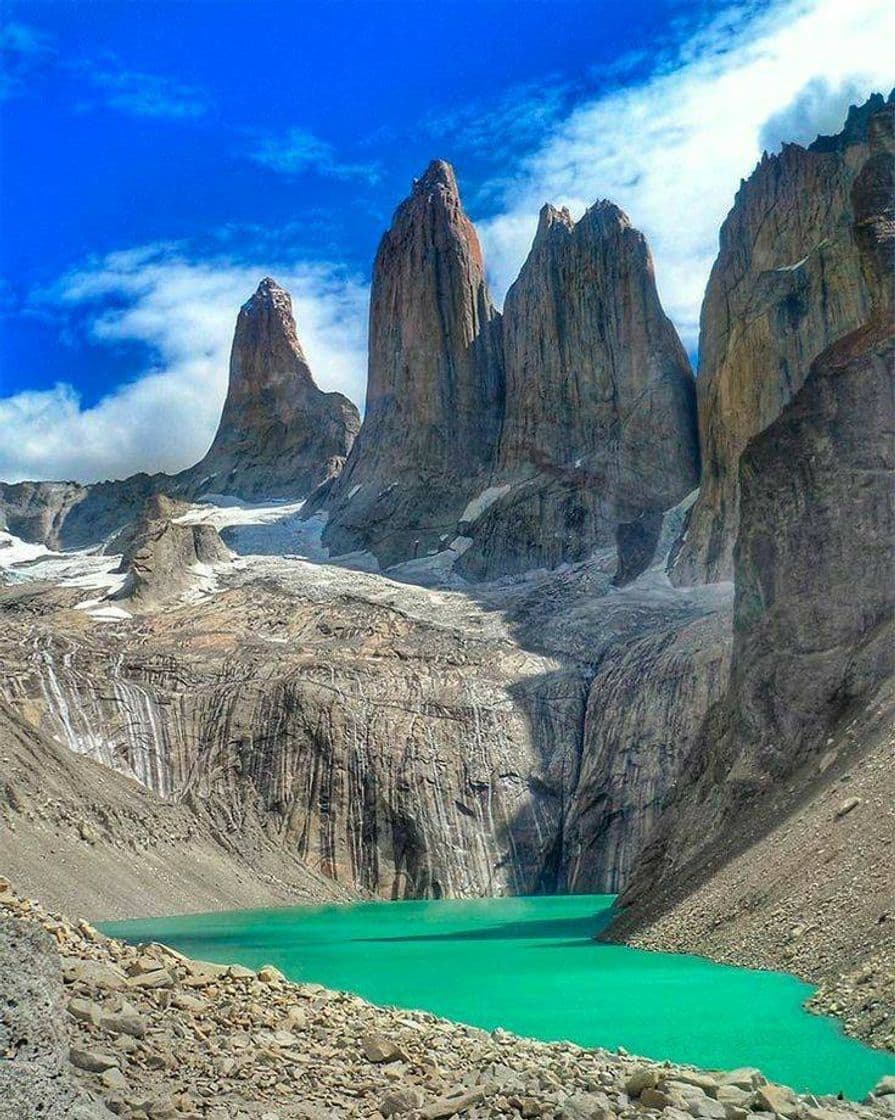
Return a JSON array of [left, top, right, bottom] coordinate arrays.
[[477, 0, 895, 350], [0, 21, 54, 100], [76, 57, 211, 119], [0, 247, 368, 483], [246, 127, 382, 182]]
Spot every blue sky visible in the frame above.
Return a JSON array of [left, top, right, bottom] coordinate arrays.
[[1, 0, 892, 482]]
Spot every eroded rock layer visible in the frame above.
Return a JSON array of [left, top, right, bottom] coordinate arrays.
[[1, 517, 730, 904]]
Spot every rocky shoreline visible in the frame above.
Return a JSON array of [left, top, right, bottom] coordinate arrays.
[[3, 879, 894, 1120]]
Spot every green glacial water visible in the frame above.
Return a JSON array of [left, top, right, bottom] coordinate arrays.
[[102, 894, 894, 1099]]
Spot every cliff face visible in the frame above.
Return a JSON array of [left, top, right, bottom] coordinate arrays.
[[320, 161, 504, 565], [0, 697, 353, 922], [670, 95, 893, 585], [612, 104, 895, 1019], [194, 277, 360, 500], [1, 504, 731, 903], [459, 202, 698, 580]]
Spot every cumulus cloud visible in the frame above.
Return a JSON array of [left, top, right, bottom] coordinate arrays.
[[0, 247, 368, 483], [758, 75, 878, 151], [246, 127, 382, 182], [477, 0, 895, 349]]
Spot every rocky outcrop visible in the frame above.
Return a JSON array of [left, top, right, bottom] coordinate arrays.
[[0, 905, 112, 1119], [319, 161, 504, 566], [459, 202, 698, 580], [192, 277, 360, 500], [111, 495, 231, 610], [672, 93, 893, 586], [612, 103, 895, 1034]]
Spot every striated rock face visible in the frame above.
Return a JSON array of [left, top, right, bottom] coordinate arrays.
[[0, 696, 354, 921], [194, 277, 360, 500], [1, 510, 730, 903], [671, 94, 893, 586], [459, 202, 698, 580], [564, 608, 731, 893], [319, 160, 504, 566], [613, 105, 895, 1005]]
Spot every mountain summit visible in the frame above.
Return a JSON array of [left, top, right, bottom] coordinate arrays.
[[319, 159, 504, 563], [195, 277, 360, 500]]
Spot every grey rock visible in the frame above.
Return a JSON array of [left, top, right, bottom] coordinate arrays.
[[379, 1086, 425, 1115], [99, 1001, 146, 1039], [69, 1047, 119, 1073]]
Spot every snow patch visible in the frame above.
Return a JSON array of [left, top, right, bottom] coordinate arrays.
[[173, 495, 330, 561], [73, 598, 132, 622], [460, 484, 512, 523], [0, 531, 53, 568], [61, 567, 128, 594]]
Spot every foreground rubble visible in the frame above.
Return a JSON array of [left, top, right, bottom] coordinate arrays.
[[2, 881, 894, 1120]]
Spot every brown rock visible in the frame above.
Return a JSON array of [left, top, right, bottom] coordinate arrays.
[[672, 95, 888, 585], [319, 160, 504, 566], [380, 1086, 426, 1115], [194, 277, 360, 500], [361, 1031, 407, 1064]]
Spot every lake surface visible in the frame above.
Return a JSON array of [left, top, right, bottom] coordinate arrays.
[[102, 894, 895, 1099]]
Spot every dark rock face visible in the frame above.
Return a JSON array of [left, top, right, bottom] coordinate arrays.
[[564, 609, 732, 893], [614, 103, 895, 947], [194, 277, 360, 500], [319, 161, 504, 566], [671, 95, 894, 586], [459, 201, 698, 579]]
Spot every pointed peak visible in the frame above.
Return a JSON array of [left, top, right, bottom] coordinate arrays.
[[580, 198, 633, 235], [534, 203, 574, 246], [413, 159, 459, 198], [243, 276, 292, 315], [256, 276, 284, 293]]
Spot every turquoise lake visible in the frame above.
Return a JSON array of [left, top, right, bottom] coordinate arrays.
[[101, 894, 895, 1099]]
